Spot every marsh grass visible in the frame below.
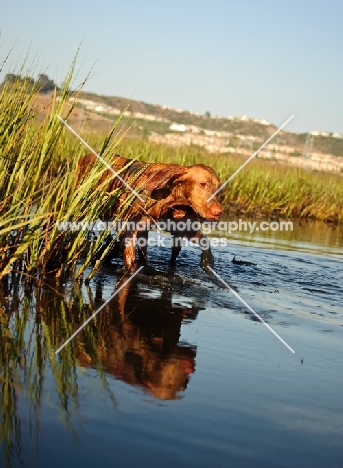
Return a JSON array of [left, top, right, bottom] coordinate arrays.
[[0, 52, 137, 282]]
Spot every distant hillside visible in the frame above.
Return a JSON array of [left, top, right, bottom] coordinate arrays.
[[2, 72, 342, 162], [77, 90, 343, 158]]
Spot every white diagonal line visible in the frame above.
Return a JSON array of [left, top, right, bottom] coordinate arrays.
[[207, 115, 294, 202], [56, 114, 144, 202], [55, 266, 144, 354], [207, 266, 295, 354]]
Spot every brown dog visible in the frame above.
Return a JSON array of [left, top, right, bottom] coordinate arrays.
[[76, 153, 222, 271]]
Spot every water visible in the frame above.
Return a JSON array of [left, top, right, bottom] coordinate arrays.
[[0, 219, 342, 467]]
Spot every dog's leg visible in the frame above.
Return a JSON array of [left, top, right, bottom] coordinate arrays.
[[137, 230, 149, 264], [170, 233, 183, 265], [186, 231, 214, 269]]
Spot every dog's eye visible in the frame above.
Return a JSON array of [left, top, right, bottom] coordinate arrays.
[[199, 182, 207, 189]]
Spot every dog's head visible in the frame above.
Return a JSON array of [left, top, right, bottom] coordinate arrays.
[[146, 163, 222, 221]]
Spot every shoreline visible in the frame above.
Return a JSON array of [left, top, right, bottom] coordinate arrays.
[[223, 201, 342, 225]]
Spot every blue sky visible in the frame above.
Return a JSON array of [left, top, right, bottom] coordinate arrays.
[[1, 0, 342, 133]]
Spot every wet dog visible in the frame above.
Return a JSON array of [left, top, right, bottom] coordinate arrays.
[[76, 153, 222, 271]]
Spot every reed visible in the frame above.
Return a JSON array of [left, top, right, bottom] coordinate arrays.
[[0, 51, 133, 281]]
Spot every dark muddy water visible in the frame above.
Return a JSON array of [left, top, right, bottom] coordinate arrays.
[[1, 219, 342, 468]]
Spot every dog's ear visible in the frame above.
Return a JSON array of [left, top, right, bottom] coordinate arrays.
[[146, 166, 186, 191]]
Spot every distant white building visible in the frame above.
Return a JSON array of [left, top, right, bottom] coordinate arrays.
[[204, 129, 217, 136], [108, 108, 121, 115], [310, 131, 343, 139], [170, 123, 188, 132], [252, 118, 270, 126]]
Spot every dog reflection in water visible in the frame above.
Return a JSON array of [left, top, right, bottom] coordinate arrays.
[[76, 273, 200, 400]]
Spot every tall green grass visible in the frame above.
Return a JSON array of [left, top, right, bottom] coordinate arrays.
[[0, 52, 133, 281]]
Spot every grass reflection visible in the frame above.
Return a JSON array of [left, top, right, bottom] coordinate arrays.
[[0, 270, 199, 467], [0, 273, 116, 467]]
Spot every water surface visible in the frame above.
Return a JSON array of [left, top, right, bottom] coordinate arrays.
[[0, 219, 342, 467]]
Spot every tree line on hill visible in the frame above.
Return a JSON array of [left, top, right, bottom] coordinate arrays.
[[1, 73, 58, 93]]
